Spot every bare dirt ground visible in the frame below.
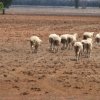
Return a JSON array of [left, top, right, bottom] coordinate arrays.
[[0, 15, 100, 100]]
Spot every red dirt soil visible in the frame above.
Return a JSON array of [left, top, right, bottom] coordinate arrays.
[[0, 15, 100, 100]]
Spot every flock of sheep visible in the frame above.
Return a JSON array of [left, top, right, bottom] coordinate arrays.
[[29, 32, 100, 61]]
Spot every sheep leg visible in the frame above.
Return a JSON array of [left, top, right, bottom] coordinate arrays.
[[53, 45, 56, 53], [34, 44, 38, 53], [63, 43, 66, 49], [56, 46, 59, 53], [67, 43, 69, 50], [76, 53, 79, 61], [61, 43, 65, 50], [53, 45, 58, 53], [79, 51, 82, 60], [49, 43, 52, 50], [55, 45, 57, 52], [71, 42, 74, 50], [50, 43, 53, 51], [50, 43, 52, 50], [75, 49, 78, 61], [68, 43, 70, 50], [54, 44, 58, 53], [61, 39, 65, 50], [88, 51, 91, 58], [30, 41, 34, 53], [68, 43, 72, 50], [65, 43, 67, 49], [65, 41, 68, 49], [31, 47, 34, 53], [83, 44, 85, 53], [52, 44, 55, 52], [87, 48, 89, 58], [88, 48, 92, 58]]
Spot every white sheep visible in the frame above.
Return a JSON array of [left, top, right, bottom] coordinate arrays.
[[95, 33, 100, 45], [83, 32, 94, 40], [30, 36, 42, 53], [49, 33, 61, 53], [81, 38, 93, 58], [74, 42, 83, 61], [67, 33, 78, 49], [60, 34, 69, 50]]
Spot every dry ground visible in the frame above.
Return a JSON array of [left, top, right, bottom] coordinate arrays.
[[0, 15, 100, 100]]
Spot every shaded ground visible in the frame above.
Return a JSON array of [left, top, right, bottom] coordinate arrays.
[[0, 15, 100, 100]]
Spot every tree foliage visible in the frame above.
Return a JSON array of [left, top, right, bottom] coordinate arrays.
[[0, 0, 12, 8], [0, 2, 4, 10]]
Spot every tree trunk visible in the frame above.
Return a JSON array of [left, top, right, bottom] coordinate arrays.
[[99, 1, 100, 8], [75, 0, 79, 9], [2, 8, 5, 14]]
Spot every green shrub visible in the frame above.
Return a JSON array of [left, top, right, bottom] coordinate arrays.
[[0, 2, 4, 10]]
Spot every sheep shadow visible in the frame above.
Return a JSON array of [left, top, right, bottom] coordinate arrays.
[[46, 48, 59, 53], [70, 58, 77, 61]]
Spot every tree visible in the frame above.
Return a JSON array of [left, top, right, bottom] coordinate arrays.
[[0, 2, 4, 14], [75, 0, 79, 8], [0, 0, 12, 14], [99, 0, 100, 8]]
